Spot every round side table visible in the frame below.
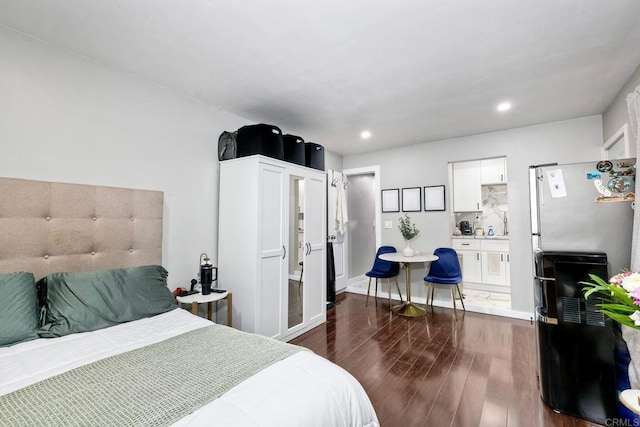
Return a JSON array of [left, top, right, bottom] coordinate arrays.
[[176, 291, 232, 327]]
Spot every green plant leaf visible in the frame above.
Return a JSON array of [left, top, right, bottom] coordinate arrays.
[[598, 303, 637, 314]]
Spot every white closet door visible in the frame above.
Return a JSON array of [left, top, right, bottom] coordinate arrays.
[[304, 172, 327, 326], [258, 164, 286, 339]]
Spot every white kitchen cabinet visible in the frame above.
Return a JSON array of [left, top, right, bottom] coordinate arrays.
[[453, 158, 507, 213], [452, 161, 482, 212], [481, 251, 508, 286], [451, 239, 482, 283], [480, 157, 508, 184], [480, 240, 509, 289], [451, 238, 510, 293], [218, 155, 326, 342]]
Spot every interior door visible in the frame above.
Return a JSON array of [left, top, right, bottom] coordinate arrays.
[[347, 174, 376, 280], [327, 170, 347, 291]]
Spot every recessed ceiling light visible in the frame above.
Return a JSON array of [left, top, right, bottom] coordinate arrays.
[[360, 130, 371, 139], [497, 102, 512, 112]]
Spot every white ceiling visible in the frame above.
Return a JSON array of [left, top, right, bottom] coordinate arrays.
[[1, 0, 640, 155]]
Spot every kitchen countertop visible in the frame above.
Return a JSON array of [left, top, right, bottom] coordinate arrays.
[[452, 235, 509, 240]]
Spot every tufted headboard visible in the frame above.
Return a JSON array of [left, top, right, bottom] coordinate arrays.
[[0, 177, 163, 281]]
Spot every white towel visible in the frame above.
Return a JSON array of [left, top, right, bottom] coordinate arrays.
[[335, 180, 348, 235]]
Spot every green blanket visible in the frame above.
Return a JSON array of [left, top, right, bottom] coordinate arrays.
[[1, 324, 303, 427]]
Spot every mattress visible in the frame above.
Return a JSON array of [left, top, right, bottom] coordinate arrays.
[[0, 309, 379, 427]]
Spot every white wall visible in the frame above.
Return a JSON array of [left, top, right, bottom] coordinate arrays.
[[343, 116, 604, 313], [0, 27, 249, 288], [603, 64, 640, 142], [324, 150, 343, 174]]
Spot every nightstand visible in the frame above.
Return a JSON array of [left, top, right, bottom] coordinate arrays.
[[176, 291, 232, 327]]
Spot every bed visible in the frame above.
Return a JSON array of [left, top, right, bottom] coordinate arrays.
[[0, 177, 379, 427]]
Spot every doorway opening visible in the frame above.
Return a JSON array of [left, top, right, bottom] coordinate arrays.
[[341, 166, 381, 291]]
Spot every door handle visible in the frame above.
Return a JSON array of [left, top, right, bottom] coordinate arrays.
[[282, 245, 286, 259]]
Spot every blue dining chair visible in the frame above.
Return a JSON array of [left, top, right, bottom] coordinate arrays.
[[424, 247, 465, 318], [365, 246, 403, 307]]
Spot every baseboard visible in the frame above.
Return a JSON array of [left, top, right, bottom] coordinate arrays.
[[344, 288, 533, 321]]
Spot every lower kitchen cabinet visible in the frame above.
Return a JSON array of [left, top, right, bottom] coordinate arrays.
[[452, 238, 510, 293]]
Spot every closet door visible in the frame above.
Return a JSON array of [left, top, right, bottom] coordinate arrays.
[[303, 171, 327, 326], [258, 163, 286, 339]]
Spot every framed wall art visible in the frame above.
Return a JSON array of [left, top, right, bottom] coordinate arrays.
[[381, 189, 400, 212], [424, 185, 445, 211], [401, 187, 421, 212]]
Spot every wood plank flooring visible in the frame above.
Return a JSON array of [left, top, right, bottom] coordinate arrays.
[[290, 292, 601, 427]]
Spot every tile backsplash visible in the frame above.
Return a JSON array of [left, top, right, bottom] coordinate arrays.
[[453, 184, 508, 236]]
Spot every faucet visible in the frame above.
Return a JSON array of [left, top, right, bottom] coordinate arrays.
[[503, 211, 508, 236]]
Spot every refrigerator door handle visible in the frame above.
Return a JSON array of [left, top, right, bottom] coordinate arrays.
[[534, 274, 556, 281]]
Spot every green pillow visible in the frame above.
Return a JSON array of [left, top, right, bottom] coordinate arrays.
[[0, 272, 39, 347], [39, 265, 177, 338]]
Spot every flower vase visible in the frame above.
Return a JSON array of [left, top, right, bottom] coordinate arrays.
[[402, 240, 415, 257], [622, 325, 640, 389]]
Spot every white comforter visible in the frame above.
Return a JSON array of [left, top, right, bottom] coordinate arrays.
[[0, 309, 379, 427]]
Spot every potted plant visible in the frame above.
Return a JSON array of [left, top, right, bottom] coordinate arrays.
[[582, 271, 640, 388], [398, 214, 419, 256]]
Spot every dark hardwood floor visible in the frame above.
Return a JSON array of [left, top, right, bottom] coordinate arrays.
[[290, 292, 601, 427]]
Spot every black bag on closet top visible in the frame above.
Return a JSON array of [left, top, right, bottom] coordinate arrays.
[[217, 131, 237, 161], [283, 134, 306, 166], [305, 142, 325, 171], [236, 124, 284, 160]]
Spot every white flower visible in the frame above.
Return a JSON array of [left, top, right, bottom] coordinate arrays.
[[620, 272, 640, 293], [630, 311, 640, 326]]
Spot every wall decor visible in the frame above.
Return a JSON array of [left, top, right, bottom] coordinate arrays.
[[381, 189, 400, 212], [424, 185, 446, 211], [401, 187, 421, 212]]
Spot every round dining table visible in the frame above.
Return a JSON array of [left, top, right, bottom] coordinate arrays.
[[378, 252, 438, 317]]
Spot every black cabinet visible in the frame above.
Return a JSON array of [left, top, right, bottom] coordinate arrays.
[[534, 251, 619, 424]]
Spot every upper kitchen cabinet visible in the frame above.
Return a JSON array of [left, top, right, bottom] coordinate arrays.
[[452, 160, 482, 212], [480, 157, 507, 184], [452, 157, 508, 212]]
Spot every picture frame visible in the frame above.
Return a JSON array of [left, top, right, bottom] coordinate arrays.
[[401, 187, 421, 212], [381, 189, 400, 212], [424, 185, 445, 211]]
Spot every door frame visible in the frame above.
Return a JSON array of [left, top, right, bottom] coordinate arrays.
[[342, 165, 381, 287]]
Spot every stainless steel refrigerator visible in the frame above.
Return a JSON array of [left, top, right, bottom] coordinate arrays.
[[530, 159, 636, 424]]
